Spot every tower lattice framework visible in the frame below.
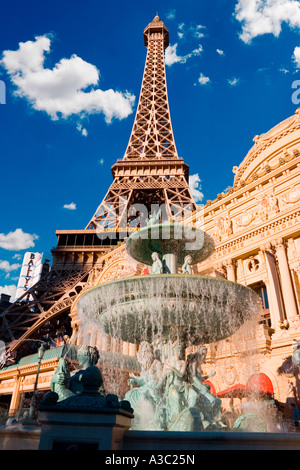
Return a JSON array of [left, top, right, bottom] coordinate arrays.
[[0, 16, 197, 355], [86, 15, 196, 234]]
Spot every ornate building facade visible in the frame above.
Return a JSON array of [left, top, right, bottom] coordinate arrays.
[[0, 16, 300, 422], [193, 110, 300, 410]]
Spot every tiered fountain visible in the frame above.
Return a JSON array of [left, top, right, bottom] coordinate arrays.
[[77, 218, 262, 432]]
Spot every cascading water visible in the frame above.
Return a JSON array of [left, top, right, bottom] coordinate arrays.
[[77, 222, 277, 432], [78, 275, 259, 345]]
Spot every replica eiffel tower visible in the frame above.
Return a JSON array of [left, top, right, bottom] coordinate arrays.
[[0, 16, 196, 359]]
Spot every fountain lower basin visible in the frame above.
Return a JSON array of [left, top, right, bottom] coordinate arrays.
[[77, 274, 260, 345]]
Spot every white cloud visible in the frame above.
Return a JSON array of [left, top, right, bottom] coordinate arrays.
[[76, 122, 88, 137], [196, 73, 211, 85], [192, 25, 206, 39], [165, 43, 203, 67], [0, 260, 21, 273], [165, 44, 185, 66], [293, 46, 300, 67], [63, 202, 77, 210], [0, 229, 38, 251], [279, 67, 289, 73], [1, 35, 135, 125], [0, 284, 17, 300], [235, 0, 300, 44], [189, 173, 204, 202], [166, 9, 176, 20], [176, 23, 206, 41], [177, 23, 185, 39], [98, 158, 104, 165], [227, 77, 240, 86], [216, 49, 225, 56]]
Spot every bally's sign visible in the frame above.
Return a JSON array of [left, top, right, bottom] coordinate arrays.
[[15, 252, 43, 300]]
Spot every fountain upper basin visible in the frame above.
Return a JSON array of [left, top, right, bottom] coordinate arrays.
[[125, 223, 215, 267], [77, 274, 260, 345]]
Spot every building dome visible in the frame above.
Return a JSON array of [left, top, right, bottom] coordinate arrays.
[[233, 109, 300, 189]]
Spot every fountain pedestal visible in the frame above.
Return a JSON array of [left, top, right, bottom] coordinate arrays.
[[38, 364, 134, 450], [162, 253, 177, 273], [38, 408, 133, 450]]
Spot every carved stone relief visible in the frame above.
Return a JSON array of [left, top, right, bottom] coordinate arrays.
[[282, 185, 300, 207], [212, 214, 233, 242], [235, 211, 255, 229], [98, 258, 137, 284]]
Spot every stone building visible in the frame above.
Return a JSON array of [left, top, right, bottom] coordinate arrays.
[[192, 110, 300, 413]]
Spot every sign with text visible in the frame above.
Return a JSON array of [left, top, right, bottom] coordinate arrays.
[[15, 252, 44, 301]]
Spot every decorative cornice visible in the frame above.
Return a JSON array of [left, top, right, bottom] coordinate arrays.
[[199, 209, 300, 264], [233, 111, 300, 186], [204, 143, 300, 208]]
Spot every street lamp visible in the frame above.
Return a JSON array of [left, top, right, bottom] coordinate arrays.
[[28, 342, 46, 422]]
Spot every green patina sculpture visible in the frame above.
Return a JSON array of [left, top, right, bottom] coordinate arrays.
[[50, 358, 74, 402], [50, 346, 100, 402], [70, 345, 101, 395], [124, 340, 226, 432], [232, 413, 267, 432], [125, 341, 165, 430], [45, 345, 132, 415]]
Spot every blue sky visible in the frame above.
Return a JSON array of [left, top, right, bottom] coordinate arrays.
[[1, 0, 300, 298]]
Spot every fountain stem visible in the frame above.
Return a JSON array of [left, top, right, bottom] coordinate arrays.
[[162, 253, 177, 274]]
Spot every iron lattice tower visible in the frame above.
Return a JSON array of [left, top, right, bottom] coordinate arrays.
[[86, 15, 196, 235], [0, 16, 197, 353]]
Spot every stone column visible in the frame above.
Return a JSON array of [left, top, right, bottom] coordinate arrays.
[[260, 245, 285, 328], [291, 265, 300, 309], [122, 341, 130, 355], [128, 343, 138, 357], [274, 238, 299, 322], [224, 260, 236, 282], [263, 279, 276, 326], [9, 373, 21, 416]]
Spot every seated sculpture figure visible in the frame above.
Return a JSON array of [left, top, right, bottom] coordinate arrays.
[[50, 346, 100, 402], [43, 345, 132, 414], [182, 255, 192, 274], [125, 341, 165, 430], [160, 340, 223, 431], [151, 252, 163, 275], [185, 346, 225, 430], [162, 340, 189, 431], [125, 339, 226, 432], [50, 358, 75, 402], [70, 345, 101, 395]]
